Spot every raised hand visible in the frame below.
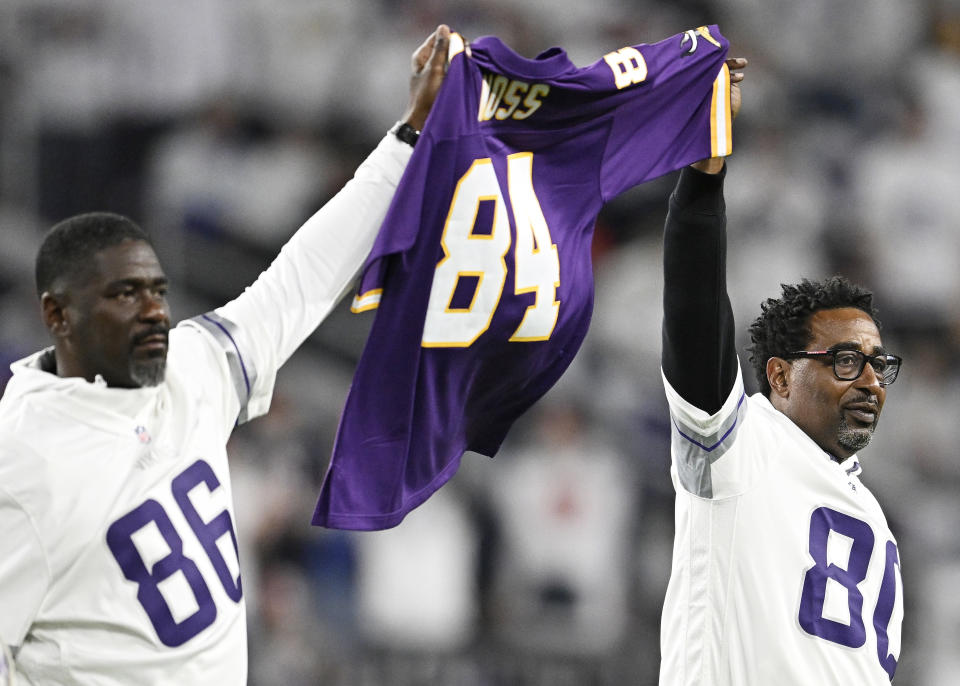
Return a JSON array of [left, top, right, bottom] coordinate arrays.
[[728, 57, 747, 120], [402, 24, 452, 131]]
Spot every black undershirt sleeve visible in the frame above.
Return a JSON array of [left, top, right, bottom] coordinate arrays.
[[661, 165, 738, 415]]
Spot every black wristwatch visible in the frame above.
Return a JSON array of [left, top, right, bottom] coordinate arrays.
[[391, 121, 420, 148]]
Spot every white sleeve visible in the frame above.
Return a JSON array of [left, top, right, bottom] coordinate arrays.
[[662, 361, 750, 498], [185, 133, 412, 422], [0, 488, 49, 646]]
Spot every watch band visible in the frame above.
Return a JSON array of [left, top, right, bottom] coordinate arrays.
[[391, 121, 420, 148]]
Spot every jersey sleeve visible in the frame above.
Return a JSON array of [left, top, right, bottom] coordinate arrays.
[[661, 164, 747, 500], [182, 133, 413, 424], [0, 487, 49, 645], [351, 133, 439, 311], [599, 26, 732, 200], [662, 364, 751, 498]]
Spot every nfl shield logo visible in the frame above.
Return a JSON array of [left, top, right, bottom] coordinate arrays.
[[135, 425, 152, 444]]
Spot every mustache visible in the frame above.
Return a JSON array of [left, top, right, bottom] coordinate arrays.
[[131, 325, 170, 346], [844, 392, 879, 408]]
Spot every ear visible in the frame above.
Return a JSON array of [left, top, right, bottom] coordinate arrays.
[[40, 291, 70, 338], [766, 357, 791, 398]]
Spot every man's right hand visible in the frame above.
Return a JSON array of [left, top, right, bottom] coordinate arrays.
[[691, 56, 747, 175]]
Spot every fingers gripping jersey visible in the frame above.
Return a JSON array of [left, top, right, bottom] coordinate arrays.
[[660, 368, 903, 685], [314, 27, 733, 530]]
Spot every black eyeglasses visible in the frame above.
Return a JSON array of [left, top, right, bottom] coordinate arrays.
[[784, 349, 902, 386]]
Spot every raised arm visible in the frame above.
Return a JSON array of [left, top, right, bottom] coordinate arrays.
[[211, 26, 451, 367], [661, 58, 745, 414]]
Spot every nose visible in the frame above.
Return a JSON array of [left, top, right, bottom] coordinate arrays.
[[139, 290, 169, 323], [855, 359, 883, 395]]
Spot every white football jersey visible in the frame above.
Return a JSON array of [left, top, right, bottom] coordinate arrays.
[[659, 364, 903, 685], [0, 134, 412, 685]]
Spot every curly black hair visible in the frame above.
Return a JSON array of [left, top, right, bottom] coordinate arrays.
[[746, 276, 880, 396], [35, 212, 152, 298]]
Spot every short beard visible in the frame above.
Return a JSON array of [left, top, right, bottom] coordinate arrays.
[[837, 417, 874, 453], [130, 357, 166, 387]]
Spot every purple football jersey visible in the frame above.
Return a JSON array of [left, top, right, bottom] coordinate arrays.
[[314, 27, 732, 530]]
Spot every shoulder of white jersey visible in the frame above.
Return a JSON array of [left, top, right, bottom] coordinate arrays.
[[0, 424, 46, 478], [662, 361, 745, 437], [176, 311, 265, 424], [663, 362, 749, 498]]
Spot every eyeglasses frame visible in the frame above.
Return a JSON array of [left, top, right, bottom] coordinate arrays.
[[783, 349, 902, 387]]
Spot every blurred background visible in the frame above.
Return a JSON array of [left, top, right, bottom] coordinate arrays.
[[1, 0, 958, 683]]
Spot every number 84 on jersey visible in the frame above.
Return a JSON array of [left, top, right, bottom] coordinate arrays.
[[421, 152, 560, 348]]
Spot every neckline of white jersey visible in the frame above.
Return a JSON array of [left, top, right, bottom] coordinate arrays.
[[754, 393, 864, 478], [839, 455, 862, 477], [9, 349, 164, 427]]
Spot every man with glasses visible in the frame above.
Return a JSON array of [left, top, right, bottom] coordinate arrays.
[[657, 62, 904, 685]]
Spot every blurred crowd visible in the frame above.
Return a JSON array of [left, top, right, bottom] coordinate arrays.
[[1, 1, 959, 684]]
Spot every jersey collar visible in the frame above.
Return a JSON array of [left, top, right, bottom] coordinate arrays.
[[839, 455, 862, 477]]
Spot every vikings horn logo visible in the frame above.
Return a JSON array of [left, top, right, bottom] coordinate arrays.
[[681, 26, 722, 55]]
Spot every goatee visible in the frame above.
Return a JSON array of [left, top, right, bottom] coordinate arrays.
[[130, 358, 166, 387], [837, 417, 874, 453]]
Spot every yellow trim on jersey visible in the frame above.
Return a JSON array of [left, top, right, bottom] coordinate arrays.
[[695, 26, 722, 49], [421, 159, 510, 348], [444, 272, 484, 313], [351, 288, 383, 313], [710, 63, 732, 158], [505, 152, 561, 343]]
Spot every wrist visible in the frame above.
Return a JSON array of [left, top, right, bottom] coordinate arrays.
[[690, 157, 725, 175], [674, 163, 726, 212], [390, 120, 420, 148]]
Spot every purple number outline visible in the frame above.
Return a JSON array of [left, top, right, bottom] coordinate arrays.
[[172, 460, 242, 602], [799, 506, 874, 648], [106, 498, 217, 647], [106, 459, 242, 646], [797, 506, 900, 678], [873, 540, 900, 679]]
